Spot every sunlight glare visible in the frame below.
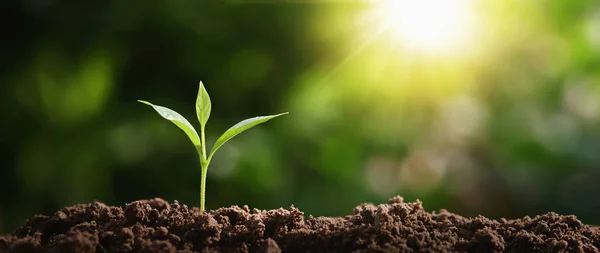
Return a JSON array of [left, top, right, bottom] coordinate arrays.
[[371, 0, 476, 54]]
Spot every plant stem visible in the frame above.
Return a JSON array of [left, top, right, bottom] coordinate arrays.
[[199, 126, 208, 212], [200, 162, 207, 212]]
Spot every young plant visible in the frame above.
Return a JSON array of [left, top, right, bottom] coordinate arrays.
[[138, 81, 288, 211]]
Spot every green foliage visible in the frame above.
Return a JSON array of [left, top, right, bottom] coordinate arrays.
[[209, 113, 289, 161], [196, 82, 211, 128], [136, 100, 202, 153], [139, 81, 287, 211]]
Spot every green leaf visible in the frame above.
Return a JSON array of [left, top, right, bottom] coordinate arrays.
[[138, 100, 201, 149], [196, 81, 212, 128], [208, 112, 288, 160]]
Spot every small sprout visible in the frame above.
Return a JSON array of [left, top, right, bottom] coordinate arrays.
[[138, 81, 288, 211]]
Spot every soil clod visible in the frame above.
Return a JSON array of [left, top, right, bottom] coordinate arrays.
[[1, 196, 599, 252]]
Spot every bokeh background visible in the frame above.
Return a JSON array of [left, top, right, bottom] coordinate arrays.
[[2, 0, 600, 233]]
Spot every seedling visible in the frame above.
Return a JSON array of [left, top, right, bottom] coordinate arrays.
[[138, 81, 288, 211]]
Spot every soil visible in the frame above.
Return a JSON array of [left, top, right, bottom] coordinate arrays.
[[1, 196, 599, 253]]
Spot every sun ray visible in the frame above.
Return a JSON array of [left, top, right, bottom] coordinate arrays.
[[363, 0, 478, 55], [314, 20, 389, 84], [225, 0, 479, 89]]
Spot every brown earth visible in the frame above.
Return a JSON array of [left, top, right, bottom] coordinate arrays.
[[1, 196, 599, 252]]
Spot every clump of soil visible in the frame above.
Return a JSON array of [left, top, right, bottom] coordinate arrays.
[[1, 196, 599, 252]]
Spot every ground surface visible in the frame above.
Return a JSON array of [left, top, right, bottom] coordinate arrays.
[[1, 196, 599, 252]]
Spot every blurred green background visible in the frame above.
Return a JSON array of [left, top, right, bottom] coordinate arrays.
[[2, 0, 600, 233]]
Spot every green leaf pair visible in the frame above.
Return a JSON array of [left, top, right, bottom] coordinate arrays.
[[138, 81, 288, 211]]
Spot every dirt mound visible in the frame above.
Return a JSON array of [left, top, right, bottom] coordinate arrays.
[[1, 196, 599, 252]]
